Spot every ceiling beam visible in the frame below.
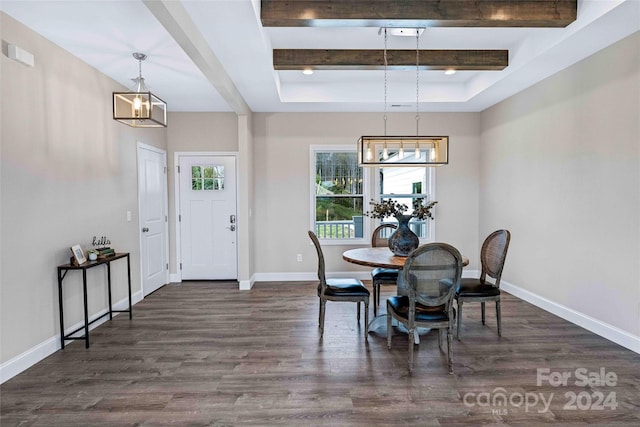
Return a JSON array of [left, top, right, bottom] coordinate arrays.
[[143, 0, 251, 115], [274, 49, 508, 71], [261, 0, 577, 28]]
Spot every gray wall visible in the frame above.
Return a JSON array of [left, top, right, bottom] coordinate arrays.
[[1, 13, 166, 364], [166, 112, 238, 275], [480, 32, 640, 338], [252, 112, 481, 275]]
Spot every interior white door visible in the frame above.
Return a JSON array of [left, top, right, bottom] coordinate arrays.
[[137, 144, 169, 296], [179, 155, 237, 280]]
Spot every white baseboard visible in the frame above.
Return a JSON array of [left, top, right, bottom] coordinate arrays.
[[169, 273, 181, 283], [239, 274, 256, 290], [501, 281, 640, 354], [0, 291, 143, 384]]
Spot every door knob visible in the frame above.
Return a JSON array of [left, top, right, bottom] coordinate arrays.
[[142, 227, 149, 232]]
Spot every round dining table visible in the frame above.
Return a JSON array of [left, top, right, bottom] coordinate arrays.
[[342, 246, 469, 269]]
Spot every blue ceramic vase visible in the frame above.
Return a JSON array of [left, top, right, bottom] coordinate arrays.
[[388, 215, 419, 256]]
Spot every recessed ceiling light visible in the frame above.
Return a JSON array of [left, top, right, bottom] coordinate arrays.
[[302, 69, 314, 75], [444, 69, 456, 75]]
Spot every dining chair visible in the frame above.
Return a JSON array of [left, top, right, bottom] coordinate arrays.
[[456, 229, 511, 339], [371, 223, 398, 316], [308, 231, 370, 340], [386, 243, 463, 374]]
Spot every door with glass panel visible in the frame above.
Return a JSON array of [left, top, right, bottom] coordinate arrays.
[[178, 155, 237, 280]]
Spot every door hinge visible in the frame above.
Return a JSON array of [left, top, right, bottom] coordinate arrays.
[[180, 262, 182, 270], [179, 214, 181, 222], [166, 263, 169, 270], [165, 215, 168, 222], [164, 166, 167, 174], [177, 165, 180, 173]]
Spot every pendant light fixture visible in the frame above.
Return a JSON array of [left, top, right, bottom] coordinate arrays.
[[358, 29, 448, 167], [113, 52, 167, 128]]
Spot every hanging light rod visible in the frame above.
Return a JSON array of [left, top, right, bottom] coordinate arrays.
[[113, 52, 167, 128], [358, 27, 449, 167]]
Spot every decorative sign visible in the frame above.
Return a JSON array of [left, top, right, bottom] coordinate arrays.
[[92, 236, 111, 247]]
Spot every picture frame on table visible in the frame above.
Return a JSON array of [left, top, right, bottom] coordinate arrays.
[[70, 244, 86, 265]]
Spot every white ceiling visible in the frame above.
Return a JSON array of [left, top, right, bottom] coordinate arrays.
[[1, 0, 638, 113]]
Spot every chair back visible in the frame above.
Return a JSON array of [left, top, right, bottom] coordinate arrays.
[[308, 231, 327, 291], [401, 243, 462, 318], [371, 223, 397, 247], [480, 229, 511, 287]]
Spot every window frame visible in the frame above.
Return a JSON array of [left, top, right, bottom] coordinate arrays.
[[310, 145, 371, 245]]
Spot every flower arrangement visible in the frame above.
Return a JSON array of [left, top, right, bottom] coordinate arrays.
[[365, 198, 438, 221]]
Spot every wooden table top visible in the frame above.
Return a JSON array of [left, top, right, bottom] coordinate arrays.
[[342, 247, 469, 269]]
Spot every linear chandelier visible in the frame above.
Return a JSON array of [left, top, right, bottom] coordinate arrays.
[[358, 28, 448, 167], [113, 53, 167, 128]]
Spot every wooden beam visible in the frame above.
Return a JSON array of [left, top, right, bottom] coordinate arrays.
[[274, 49, 508, 71], [261, 0, 577, 28]]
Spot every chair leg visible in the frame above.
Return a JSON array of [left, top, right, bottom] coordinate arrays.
[[373, 282, 378, 317], [437, 327, 442, 349], [319, 300, 326, 336], [496, 299, 502, 336], [481, 302, 486, 325], [364, 299, 369, 341], [456, 299, 463, 339], [318, 298, 322, 327], [357, 302, 361, 323], [386, 312, 392, 349], [447, 328, 454, 374], [408, 327, 415, 374]]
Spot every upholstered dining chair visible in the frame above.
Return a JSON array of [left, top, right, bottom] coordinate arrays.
[[456, 229, 511, 339], [308, 231, 370, 340], [386, 243, 463, 374], [371, 223, 398, 316]]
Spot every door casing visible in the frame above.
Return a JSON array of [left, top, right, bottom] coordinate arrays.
[[137, 142, 169, 296], [173, 151, 239, 282]]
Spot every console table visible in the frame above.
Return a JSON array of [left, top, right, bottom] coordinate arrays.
[[57, 253, 132, 349]]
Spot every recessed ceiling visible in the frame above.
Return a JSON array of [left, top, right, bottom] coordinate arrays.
[[1, 0, 638, 113]]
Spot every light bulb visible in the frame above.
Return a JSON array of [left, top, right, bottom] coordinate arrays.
[[382, 146, 389, 160], [430, 148, 436, 161], [398, 146, 404, 160], [415, 146, 421, 159], [366, 145, 373, 161], [133, 96, 142, 115]]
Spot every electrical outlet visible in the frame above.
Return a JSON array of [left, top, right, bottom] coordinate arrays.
[[297, 254, 303, 262]]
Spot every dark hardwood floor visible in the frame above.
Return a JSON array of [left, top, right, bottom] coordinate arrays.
[[1, 281, 639, 426]]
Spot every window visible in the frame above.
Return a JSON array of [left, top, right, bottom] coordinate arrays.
[[377, 167, 435, 240], [191, 165, 224, 191], [311, 146, 367, 241]]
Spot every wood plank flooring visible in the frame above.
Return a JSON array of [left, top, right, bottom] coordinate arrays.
[[1, 281, 639, 426]]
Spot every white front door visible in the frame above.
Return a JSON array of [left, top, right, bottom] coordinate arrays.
[[137, 143, 169, 296], [178, 155, 237, 280]]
